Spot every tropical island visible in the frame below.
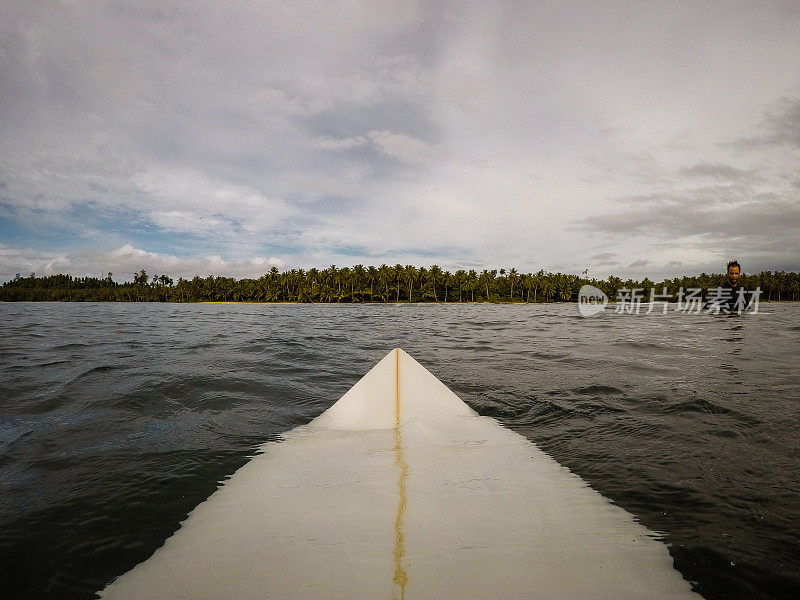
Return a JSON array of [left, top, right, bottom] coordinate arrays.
[[1, 266, 798, 303]]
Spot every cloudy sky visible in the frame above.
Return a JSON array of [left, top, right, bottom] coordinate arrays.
[[1, 0, 799, 282]]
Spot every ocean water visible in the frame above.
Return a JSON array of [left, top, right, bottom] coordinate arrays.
[[0, 302, 798, 600]]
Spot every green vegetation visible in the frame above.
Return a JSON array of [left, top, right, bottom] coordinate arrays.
[[1, 266, 799, 303]]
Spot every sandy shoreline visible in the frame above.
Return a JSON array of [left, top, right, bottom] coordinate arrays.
[[198, 301, 547, 305]]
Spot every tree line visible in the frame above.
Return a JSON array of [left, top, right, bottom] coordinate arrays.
[[1, 265, 799, 303]]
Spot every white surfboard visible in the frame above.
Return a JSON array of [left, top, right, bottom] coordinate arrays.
[[99, 348, 701, 599]]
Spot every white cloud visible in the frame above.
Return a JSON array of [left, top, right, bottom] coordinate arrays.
[[0, 243, 284, 282], [312, 136, 369, 150], [131, 169, 292, 238], [367, 130, 439, 164], [312, 130, 441, 165], [149, 211, 230, 235], [248, 87, 335, 117]]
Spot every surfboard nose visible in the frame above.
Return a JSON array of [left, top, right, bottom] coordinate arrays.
[[311, 349, 474, 431]]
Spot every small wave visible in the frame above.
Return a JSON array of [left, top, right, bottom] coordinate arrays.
[[50, 342, 90, 350], [516, 399, 574, 426], [573, 400, 627, 416], [527, 351, 570, 360], [707, 428, 739, 439], [477, 402, 530, 420], [0, 421, 34, 451], [71, 364, 121, 380], [625, 360, 675, 374], [556, 358, 587, 367], [35, 359, 73, 367], [664, 397, 733, 415], [460, 320, 507, 327], [611, 340, 670, 350], [572, 384, 626, 396], [603, 419, 670, 437]]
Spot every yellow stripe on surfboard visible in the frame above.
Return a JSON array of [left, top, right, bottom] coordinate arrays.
[[393, 348, 409, 599]]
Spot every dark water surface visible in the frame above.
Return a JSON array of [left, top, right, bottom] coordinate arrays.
[[1, 302, 798, 599]]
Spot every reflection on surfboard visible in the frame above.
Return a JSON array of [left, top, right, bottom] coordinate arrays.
[[100, 348, 702, 600]]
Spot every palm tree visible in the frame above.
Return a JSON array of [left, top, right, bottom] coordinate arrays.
[[378, 264, 392, 302], [441, 270, 452, 302], [294, 269, 305, 299], [454, 270, 466, 302], [479, 269, 496, 302], [556, 274, 572, 301], [352, 264, 367, 302], [366, 266, 378, 301], [467, 269, 478, 302], [541, 278, 555, 302], [520, 274, 530, 302], [605, 275, 622, 301], [507, 268, 518, 301], [279, 272, 291, 301], [339, 267, 352, 302], [296, 278, 313, 302], [403, 265, 418, 302], [267, 266, 280, 299], [393, 264, 403, 302], [776, 270, 787, 301], [306, 268, 319, 301], [418, 266, 430, 300], [428, 265, 443, 301], [790, 274, 800, 301]]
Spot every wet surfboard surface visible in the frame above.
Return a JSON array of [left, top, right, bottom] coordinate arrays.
[[99, 348, 701, 599]]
